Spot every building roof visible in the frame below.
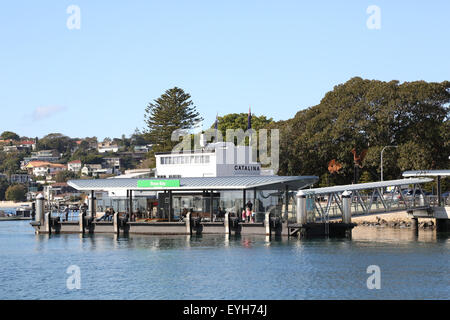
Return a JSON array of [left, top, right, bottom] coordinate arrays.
[[25, 161, 52, 168], [68, 175, 318, 191], [68, 160, 82, 164], [402, 170, 450, 177], [20, 140, 35, 145], [298, 178, 434, 196], [25, 161, 67, 169]]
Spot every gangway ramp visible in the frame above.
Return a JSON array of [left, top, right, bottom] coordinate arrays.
[[298, 178, 433, 222]]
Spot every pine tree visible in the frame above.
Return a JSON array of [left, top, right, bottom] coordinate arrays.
[[144, 87, 203, 152]]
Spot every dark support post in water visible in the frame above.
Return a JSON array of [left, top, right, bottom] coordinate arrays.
[[126, 190, 129, 217], [129, 190, 133, 221], [411, 217, 419, 235], [31, 202, 36, 221], [437, 176, 442, 207], [168, 190, 172, 222], [284, 185, 289, 221], [89, 190, 96, 219], [210, 190, 213, 222], [436, 219, 450, 232], [242, 189, 246, 222]]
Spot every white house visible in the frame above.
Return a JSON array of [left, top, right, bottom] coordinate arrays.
[[81, 164, 102, 176], [25, 161, 66, 177], [67, 160, 82, 172], [98, 142, 119, 153]]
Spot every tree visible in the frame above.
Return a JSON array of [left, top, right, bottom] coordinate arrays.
[[0, 151, 26, 176], [276, 77, 450, 183], [144, 87, 203, 152], [5, 184, 27, 202], [0, 178, 9, 201], [37, 133, 74, 154], [358, 171, 373, 184], [55, 170, 78, 183], [212, 113, 274, 139], [131, 128, 150, 146], [1, 131, 20, 141]]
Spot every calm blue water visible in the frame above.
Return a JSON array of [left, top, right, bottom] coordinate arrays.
[[0, 221, 448, 300]]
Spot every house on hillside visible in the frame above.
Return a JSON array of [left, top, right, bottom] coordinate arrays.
[[98, 141, 119, 153], [67, 160, 82, 172], [21, 149, 60, 168], [102, 157, 121, 173], [25, 161, 66, 177]]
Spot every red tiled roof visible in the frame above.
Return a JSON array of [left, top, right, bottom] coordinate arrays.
[[20, 140, 35, 145]]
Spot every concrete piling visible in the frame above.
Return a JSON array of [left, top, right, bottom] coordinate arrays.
[[35, 194, 45, 225], [342, 191, 352, 224], [44, 212, 51, 234], [186, 212, 192, 235], [296, 191, 307, 224], [224, 212, 230, 235], [265, 212, 270, 235], [79, 211, 85, 234], [113, 212, 119, 234]]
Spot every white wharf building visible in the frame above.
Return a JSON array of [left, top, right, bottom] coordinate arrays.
[[155, 141, 266, 178]]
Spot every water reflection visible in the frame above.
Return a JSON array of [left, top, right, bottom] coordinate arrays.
[[1, 221, 449, 300]]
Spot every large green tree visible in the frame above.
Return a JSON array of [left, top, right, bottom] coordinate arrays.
[[212, 113, 274, 139], [144, 87, 203, 153], [277, 77, 450, 185], [55, 170, 78, 183], [1, 131, 20, 141], [0, 178, 9, 201], [37, 133, 75, 154], [0, 151, 27, 176], [5, 184, 27, 202]]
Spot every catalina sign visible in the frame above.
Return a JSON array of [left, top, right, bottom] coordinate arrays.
[[233, 164, 261, 176]]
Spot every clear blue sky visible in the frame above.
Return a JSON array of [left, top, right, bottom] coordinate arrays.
[[1, 1, 449, 140]]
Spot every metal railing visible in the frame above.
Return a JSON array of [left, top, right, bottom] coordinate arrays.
[[304, 184, 448, 223]]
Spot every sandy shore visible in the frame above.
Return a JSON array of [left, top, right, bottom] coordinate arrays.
[[352, 210, 435, 229], [0, 201, 33, 209]]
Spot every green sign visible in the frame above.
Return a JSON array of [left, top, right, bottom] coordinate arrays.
[[137, 179, 180, 188]]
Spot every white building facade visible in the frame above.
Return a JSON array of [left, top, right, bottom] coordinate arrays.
[[155, 142, 263, 178]]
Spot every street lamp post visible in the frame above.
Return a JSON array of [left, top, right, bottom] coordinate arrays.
[[380, 145, 398, 181]]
